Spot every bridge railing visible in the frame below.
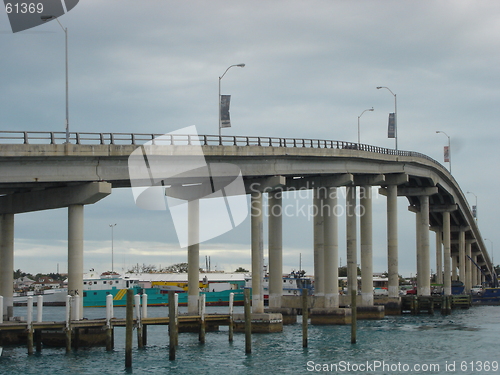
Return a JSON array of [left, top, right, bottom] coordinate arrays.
[[0, 130, 445, 169]]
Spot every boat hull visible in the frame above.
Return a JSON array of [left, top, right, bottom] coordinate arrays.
[[83, 287, 245, 307]]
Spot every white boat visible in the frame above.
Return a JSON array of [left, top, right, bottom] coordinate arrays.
[[13, 288, 68, 306]]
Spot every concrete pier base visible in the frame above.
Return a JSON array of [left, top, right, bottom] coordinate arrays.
[[265, 308, 297, 325], [233, 313, 283, 333], [310, 308, 352, 325], [356, 305, 385, 320], [381, 297, 402, 315]]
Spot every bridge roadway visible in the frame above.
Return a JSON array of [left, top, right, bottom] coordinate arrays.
[[0, 131, 494, 319]]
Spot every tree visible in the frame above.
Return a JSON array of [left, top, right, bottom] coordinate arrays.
[[235, 267, 249, 272]]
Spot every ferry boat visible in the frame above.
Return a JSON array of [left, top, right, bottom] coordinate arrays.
[[471, 288, 500, 305], [82, 271, 246, 307]]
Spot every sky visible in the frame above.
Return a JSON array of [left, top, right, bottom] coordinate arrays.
[[1, 0, 500, 277]]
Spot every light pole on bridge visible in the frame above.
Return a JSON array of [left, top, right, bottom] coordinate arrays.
[[467, 191, 478, 222], [41, 15, 70, 143], [376, 86, 397, 151], [436, 130, 452, 173], [219, 64, 245, 137], [109, 224, 117, 273], [357, 107, 374, 145]]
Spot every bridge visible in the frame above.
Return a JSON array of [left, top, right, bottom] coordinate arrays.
[[0, 130, 495, 320]]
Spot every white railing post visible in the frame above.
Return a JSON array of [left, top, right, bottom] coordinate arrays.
[[27, 296, 33, 326], [37, 295, 43, 322]]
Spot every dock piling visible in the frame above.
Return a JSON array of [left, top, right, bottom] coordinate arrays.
[[244, 288, 251, 354], [351, 291, 357, 344], [27, 296, 34, 355], [142, 294, 148, 346], [302, 289, 308, 348], [135, 294, 143, 349], [125, 289, 133, 368], [199, 294, 206, 344], [37, 295, 43, 322], [105, 294, 114, 351], [228, 292, 234, 342], [168, 291, 178, 360], [65, 295, 72, 353]]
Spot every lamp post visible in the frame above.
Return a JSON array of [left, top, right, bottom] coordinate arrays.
[[41, 15, 69, 143], [376, 86, 397, 151], [436, 130, 451, 173], [467, 191, 478, 222], [357, 107, 374, 145], [219, 64, 245, 137], [109, 224, 117, 272]]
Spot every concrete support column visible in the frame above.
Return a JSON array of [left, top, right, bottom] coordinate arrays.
[[360, 185, 373, 306], [187, 200, 200, 315], [458, 229, 466, 286], [346, 186, 357, 296], [435, 230, 443, 285], [313, 188, 325, 297], [452, 256, 458, 281], [0, 214, 14, 320], [417, 195, 431, 296], [268, 191, 283, 309], [465, 241, 472, 293], [324, 187, 339, 308], [251, 192, 264, 314], [386, 185, 399, 298], [68, 205, 84, 319], [443, 211, 452, 295]]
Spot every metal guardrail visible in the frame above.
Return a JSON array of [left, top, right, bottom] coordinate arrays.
[[0, 130, 445, 168]]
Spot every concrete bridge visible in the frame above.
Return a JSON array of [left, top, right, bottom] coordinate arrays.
[[0, 130, 495, 320]]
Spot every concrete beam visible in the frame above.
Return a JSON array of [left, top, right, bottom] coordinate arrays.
[[381, 173, 409, 186], [353, 174, 385, 186], [245, 176, 286, 193], [0, 182, 112, 214], [397, 187, 438, 197], [285, 174, 353, 190], [429, 204, 458, 213]]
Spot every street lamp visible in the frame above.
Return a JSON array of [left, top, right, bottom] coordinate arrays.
[[219, 64, 245, 137], [41, 15, 69, 143], [467, 191, 478, 222], [109, 224, 117, 272], [436, 130, 451, 173], [357, 107, 374, 145], [376, 86, 397, 151]]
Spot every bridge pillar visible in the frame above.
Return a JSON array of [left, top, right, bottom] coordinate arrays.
[[0, 213, 14, 320], [465, 241, 473, 294], [443, 211, 452, 295], [435, 230, 443, 285], [187, 200, 200, 315], [458, 229, 466, 288], [251, 192, 264, 314], [452, 256, 458, 281], [68, 205, 84, 319], [313, 188, 325, 300], [268, 190, 282, 309], [473, 255, 480, 286], [346, 186, 357, 297], [416, 195, 431, 296], [360, 185, 373, 306], [386, 185, 399, 298], [324, 187, 339, 308]]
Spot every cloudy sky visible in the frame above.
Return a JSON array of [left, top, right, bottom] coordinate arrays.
[[1, 1, 499, 277]]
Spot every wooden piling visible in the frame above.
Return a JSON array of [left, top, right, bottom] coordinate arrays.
[[135, 294, 143, 349], [142, 294, 148, 346], [125, 289, 133, 368], [350, 291, 357, 344], [27, 296, 34, 355], [302, 289, 308, 348], [169, 291, 177, 360], [244, 288, 251, 354], [65, 295, 72, 353], [105, 294, 114, 351], [35, 329, 42, 352], [199, 294, 206, 344], [228, 292, 234, 342]]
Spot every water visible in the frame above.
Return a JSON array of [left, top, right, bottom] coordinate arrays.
[[1, 305, 499, 374]]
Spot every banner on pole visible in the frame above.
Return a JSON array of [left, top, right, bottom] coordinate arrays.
[[220, 95, 231, 128], [387, 113, 395, 138], [472, 205, 477, 218], [444, 146, 450, 163]]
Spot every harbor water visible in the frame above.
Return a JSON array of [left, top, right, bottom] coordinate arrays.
[[1, 305, 499, 374]]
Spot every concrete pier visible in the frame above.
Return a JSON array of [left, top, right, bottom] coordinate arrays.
[[323, 187, 339, 308], [0, 214, 14, 320], [268, 190, 283, 309], [251, 192, 264, 314], [187, 200, 200, 315], [68, 205, 84, 319], [360, 185, 373, 306]]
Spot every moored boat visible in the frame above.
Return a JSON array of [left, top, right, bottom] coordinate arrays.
[[471, 288, 500, 305]]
